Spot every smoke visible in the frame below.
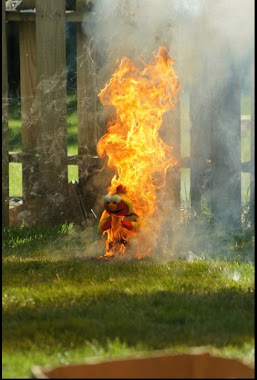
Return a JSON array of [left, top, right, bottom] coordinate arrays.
[[82, 0, 254, 90], [79, 0, 254, 261]]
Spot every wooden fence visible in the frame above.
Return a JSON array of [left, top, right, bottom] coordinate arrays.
[[2, 0, 254, 228]]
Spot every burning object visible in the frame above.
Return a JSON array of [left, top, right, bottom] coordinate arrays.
[[98, 184, 139, 259], [97, 46, 180, 258]]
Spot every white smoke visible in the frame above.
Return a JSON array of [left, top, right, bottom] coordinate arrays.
[[80, 0, 254, 260], [82, 0, 254, 90]]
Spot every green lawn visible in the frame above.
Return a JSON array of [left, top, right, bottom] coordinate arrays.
[[2, 222, 255, 378]]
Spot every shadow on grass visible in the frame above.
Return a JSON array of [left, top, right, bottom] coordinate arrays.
[[2, 282, 254, 351]]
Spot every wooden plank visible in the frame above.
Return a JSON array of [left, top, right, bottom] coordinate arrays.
[[9, 152, 38, 163], [190, 64, 211, 216], [19, 0, 36, 9], [250, 93, 254, 209], [6, 12, 35, 22], [210, 64, 241, 229], [2, 1, 9, 225], [9, 151, 251, 173], [19, 18, 38, 201], [66, 10, 91, 22], [6, 10, 90, 23], [36, 0, 68, 221], [76, 0, 98, 216], [76, 0, 97, 156], [8, 152, 99, 167], [161, 97, 181, 248], [169, 101, 181, 215]]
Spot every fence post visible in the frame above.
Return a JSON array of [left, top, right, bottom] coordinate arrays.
[[169, 101, 181, 218], [19, 0, 38, 201], [76, 0, 98, 217], [161, 97, 181, 250], [36, 0, 68, 222], [2, 1, 9, 226], [210, 62, 241, 229], [250, 91, 254, 215], [190, 63, 211, 216]]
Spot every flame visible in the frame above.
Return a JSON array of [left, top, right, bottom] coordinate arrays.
[[97, 46, 180, 258]]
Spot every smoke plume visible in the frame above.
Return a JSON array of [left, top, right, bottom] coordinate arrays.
[[80, 0, 254, 261]]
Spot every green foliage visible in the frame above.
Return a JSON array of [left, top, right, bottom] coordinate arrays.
[[2, 224, 255, 378]]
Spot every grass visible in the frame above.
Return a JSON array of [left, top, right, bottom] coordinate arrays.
[[4, 93, 254, 377], [2, 221, 255, 378]]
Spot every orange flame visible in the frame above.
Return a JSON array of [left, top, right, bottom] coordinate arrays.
[[97, 46, 180, 257]]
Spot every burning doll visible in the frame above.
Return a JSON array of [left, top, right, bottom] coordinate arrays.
[[98, 184, 139, 259]]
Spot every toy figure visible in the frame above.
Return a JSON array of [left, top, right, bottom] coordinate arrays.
[[98, 184, 139, 258]]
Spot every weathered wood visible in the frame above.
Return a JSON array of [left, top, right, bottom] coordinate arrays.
[[2, 1, 9, 225], [168, 101, 181, 215], [36, 0, 68, 220], [66, 10, 91, 22], [76, 0, 97, 156], [250, 93, 254, 209], [161, 98, 181, 248], [210, 63, 241, 229], [8, 152, 99, 166], [6, 12, 35, 22], [19, 0, 36, 9], [19, 18, 38, 201], [76, 0, 98, 215], [66, 154, 99, 165], [190, 64, 211, 215], [9, 152, 39, 163], [6, 10, 90, 23]]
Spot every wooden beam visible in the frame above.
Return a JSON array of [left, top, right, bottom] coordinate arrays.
[[6, 10, 92, 23], [76, 0, 97, 157], [8, 152, 99, 166], [6, 12, 36, 22], [9, 152, 39, 163], [250, 92, 254, 208], [66, 10, 91, 22], [19, 0, 36, 8], [210, 63, 241, 229], [36, 0, 68, 221], [190, 63, 211, 216], [2, 1, 9, 225], [19, 16, 38, 201], [161, 96, 181, 247], [9, 150, 251, 175], [168, 101, 181, 214], [76, 0, 98, 216]]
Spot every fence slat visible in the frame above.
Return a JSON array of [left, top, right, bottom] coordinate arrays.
[[169, 102, 181, 215], [210, 64, 241, 229], [161, 98, 181, 249], [190, 65, 211, 215], [250, 93, 254, 209], [76, 0, 97, 157], [76, 0, 98, 217], [36, 0, 67, 220], [19, 18, 38, 201], [2, 2, 9, 225]]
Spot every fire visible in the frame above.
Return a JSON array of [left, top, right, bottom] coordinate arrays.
[[97, 46, 180, 259]]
